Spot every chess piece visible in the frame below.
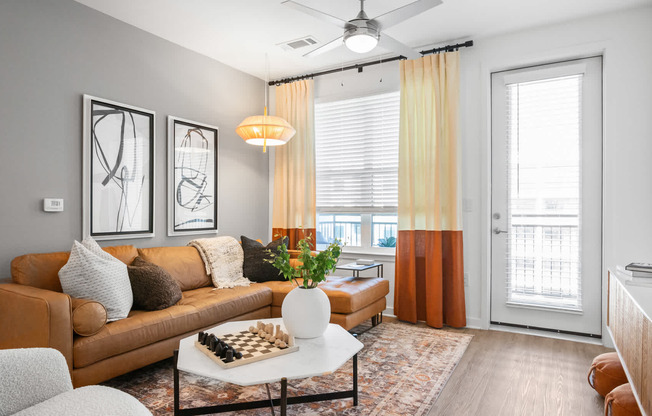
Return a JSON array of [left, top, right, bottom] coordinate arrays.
[[269, 336, 276, 343], [278, 341, 287, 348], [235, 351, 243, 359], [225, 349, 234, 363], [209, 338, 217, 352], [198, 332, 205, 342], [267, 323, 274, 334], [257, 321, 264, 330], [265, 333, 272, 341], [258, 330, 266, 339], [275, 325, 281, 338], [249, 326, 257, 334]]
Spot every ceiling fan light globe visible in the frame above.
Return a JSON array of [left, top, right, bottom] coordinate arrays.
[[344, 33, 378, 53]]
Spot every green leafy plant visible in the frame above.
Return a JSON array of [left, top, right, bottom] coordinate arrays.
[[268, 235, 342, 289], [377, 236, 396, 248]]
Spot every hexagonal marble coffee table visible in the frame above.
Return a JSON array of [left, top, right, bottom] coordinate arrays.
[[173, 318, 363, 416]]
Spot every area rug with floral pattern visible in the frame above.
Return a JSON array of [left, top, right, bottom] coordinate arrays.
[[103, 321, 473, 415]]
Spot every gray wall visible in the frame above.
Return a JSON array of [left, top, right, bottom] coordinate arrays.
[[0, 0, 269, 276]]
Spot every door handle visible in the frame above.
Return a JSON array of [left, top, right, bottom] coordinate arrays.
[[493, 227, 508, 235]]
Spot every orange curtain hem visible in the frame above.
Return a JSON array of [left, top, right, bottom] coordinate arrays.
[[394, 230, 466, 328], [272, 228, 316, 250]]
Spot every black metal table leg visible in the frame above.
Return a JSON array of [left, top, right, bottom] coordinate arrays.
[[353, 353, 358, 406], [174, 350, 180, 416], [280, 377, 288, 416], [265, 383, 276, 416]]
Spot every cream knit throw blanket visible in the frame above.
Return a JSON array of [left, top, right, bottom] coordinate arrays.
[[188, 236, 250, 289]]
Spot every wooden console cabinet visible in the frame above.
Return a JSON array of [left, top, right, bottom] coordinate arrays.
[[607, 270, 652, 416]]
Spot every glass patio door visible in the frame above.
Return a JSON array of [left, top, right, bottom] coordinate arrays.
[[490, 57, 602, 336]]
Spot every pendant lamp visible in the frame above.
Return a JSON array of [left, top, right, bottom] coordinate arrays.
[[236, 58, 295, 152]]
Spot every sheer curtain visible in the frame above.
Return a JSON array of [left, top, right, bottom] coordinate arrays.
[[394, 52, 466, 328], [272, 80, 316, 248]]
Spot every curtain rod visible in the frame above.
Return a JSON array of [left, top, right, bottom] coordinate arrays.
[[268, 40, 473, 86]]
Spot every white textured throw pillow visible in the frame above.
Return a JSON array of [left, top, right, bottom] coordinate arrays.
[[58, 237, 133, 322], [188, 236, 250, 289]]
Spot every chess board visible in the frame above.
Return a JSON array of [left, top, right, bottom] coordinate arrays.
[[195, 330, 299, 369]]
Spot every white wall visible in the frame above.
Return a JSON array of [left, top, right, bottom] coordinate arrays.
[[269, 6, 652, 336], [461, 6, 652, 339]]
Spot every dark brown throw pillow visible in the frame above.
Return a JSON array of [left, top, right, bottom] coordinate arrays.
[[127, 256, 182, 311], [241, 236, 289, 283]]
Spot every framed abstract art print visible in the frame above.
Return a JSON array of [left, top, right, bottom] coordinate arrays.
[[82, 95, 155, 239], [167, 116, 218, 236]]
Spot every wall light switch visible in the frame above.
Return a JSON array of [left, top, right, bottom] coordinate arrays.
[[43, 198, 64, 212]]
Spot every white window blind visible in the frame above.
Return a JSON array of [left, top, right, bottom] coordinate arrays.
[[315, 91, 400, 212], [505, 74, 583, 311]]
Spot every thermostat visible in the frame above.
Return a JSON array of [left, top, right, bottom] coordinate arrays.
[[43, 198, 64, 212]]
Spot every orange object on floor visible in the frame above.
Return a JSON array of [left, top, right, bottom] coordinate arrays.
[[588, 352, 629, 397], [605, 383, 642, 416]]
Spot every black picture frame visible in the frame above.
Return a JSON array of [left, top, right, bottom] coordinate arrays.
[[167, 116, 219, 236], [83, 95, 155, 239]]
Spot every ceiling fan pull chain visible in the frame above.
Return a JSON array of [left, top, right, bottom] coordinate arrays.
[[379, 56, 383, 83]]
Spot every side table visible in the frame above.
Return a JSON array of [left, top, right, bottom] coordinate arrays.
[[334, 262, 384, 327], [335, 262, 384, 279]]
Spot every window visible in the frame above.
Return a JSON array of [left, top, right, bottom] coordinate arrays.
[[505, 74, 583, 310], [315, 92, 400, 251]]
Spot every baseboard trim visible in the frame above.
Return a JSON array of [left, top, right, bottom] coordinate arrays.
[[464, 317, 483, 329]]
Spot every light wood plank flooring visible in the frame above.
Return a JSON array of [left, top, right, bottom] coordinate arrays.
[[428, 326, 612, 416]]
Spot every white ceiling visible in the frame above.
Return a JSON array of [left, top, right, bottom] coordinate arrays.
[[74, 0, 649, 81]]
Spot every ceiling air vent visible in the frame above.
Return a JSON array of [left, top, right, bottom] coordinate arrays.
[[278, 36, 318, 52]]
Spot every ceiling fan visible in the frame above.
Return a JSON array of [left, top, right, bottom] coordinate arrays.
[[282, 0, 443, 59]]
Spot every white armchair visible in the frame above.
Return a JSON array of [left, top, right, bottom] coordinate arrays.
[[0, 348, 151, 416]]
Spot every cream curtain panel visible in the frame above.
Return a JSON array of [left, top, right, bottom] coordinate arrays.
[[272, 80, 316, 248], [394, 52, 466, 328]]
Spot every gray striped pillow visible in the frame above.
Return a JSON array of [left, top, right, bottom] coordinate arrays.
[[58, 237, 133, 322]]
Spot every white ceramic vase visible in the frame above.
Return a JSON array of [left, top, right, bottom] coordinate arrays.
[[281, 286, 331, 339]]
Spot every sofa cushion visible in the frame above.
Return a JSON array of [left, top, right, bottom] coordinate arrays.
[[137, 247, 211, 291], [241, 235, 288, 283], [127, 257, 182, 311], [72, 285, 272, 368], [71, 298, 107, 337], [262, 276, 389, 314], [11, 246, 138, 292]]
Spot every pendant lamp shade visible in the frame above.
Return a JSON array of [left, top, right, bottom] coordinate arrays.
[[236, 107, 296, 152]]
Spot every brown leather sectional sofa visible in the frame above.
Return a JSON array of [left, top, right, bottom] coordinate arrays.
[[0, 244, 389, 387]]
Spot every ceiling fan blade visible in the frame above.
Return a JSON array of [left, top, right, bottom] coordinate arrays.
[[378, 34, 421, 59], [371, 0, 443, 30], [303, 36, 344, 57], [282, 0, 349, 29]]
